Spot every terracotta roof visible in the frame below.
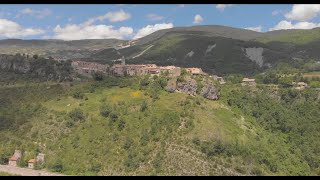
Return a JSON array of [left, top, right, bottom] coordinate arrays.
[[9, 156, 18, 161], [28, 159, 36, 163]]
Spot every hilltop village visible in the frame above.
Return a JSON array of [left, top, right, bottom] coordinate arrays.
[[70, 57, 313, 92], [71, 57, 207, 79]]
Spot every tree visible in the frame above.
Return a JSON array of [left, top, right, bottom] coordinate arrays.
[[33, 54, 39, 59], [181, 68, 188, 76], [140, 77, 149, 90], [140, 100, 148, 112], [50, 160, 64, 172], [93, 71, 104, 81]]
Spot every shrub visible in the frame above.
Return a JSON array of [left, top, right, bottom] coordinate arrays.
[[109, 112, 118, 122], [185, 119, 194, 129], [177, 76, 185, 83], [140, 130, 150, 146], [73, 91, 84, 99], [124, 151, 139, 171], [100, 104, 112, 118], [152, 152, 164, 171], [192, 137, 201, 146], [118, 119, 126, 131], [69, 108, 86, 122], [123, 138, 134, 150], [93, 71, 104, 81], [139, 77, 149, 90], [50, 160, 64, 173], [140, 101, 148, 112]]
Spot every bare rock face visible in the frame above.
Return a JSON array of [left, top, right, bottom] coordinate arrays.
[[165, 78, 177, 93], [165, 76, 220, 100], [201, 84, 219, 100], [176, 77, 197, 96], [0, 56, 31, 73]]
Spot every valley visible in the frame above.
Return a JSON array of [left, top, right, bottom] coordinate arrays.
[[0, 24, 320, 176]]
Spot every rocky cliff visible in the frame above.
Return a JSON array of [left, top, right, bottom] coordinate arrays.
[[0, 54, 74, 81], [165, 75, 220, 100]]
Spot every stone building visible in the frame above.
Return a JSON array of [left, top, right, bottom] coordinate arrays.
[[28, 159, 36, 169], [241, 78, 256, 87], [186, 68, 205, 75], [109, 64, 126, 76], [217, 77, 226, 85], [8, 150, 22, 167], [160, 66, 181, 77], [8, 156, 19, 167], [125, 65, 148, 76], [71, 60, 109, 76]]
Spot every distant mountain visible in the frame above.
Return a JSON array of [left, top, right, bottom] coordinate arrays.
[[134, 25, 264, 46], [0, 39, 125, 56], [255, 28, 320, 44], [1, 25, 320, 75]]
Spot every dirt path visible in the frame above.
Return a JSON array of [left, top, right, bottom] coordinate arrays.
[[0, 165, 66, 176], [132, 45, 154, 59]]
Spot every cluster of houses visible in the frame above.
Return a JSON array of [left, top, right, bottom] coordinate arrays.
[[71, 59, 207, 78], [241, 78, 310, 90], [70, 60, 316, 91], [8, 150, 45, 169]]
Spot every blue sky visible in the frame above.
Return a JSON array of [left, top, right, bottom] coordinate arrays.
[[0, 4, 320, 40]]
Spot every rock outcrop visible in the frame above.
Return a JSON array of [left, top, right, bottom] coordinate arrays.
[[165, 78, 177, 93], [0, 54, 74, 81], [0, 55, 31, 73], [165, 75, 220, 100], [176, 77, 198, 96], [201, 84, 219, 100]]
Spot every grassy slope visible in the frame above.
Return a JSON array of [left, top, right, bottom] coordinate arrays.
[[40, 86, 254, 175], [0, 79, 315, 176], [256, 28, 320, 44]]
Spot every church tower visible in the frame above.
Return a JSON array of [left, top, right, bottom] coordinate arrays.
[[121, 56, 126, 65]]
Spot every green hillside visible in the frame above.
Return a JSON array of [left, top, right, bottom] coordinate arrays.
[[126, 33, 288, 75], [257, 28, 320, 44], [0, 75, 319, 176]]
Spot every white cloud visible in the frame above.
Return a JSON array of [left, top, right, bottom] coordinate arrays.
[[285, 4, 320, 21], [84, 9, 131, 25], [147, 14, 164, 21], [269, 20, 320, 31], [193, 14, 203, 24], [216, 4, 233, 11], [245, 26, 262, 32], [272, 10, 286, 16], [52, 23, 133, 40], [133, 23, 174, 39], [0, 19, 44, 38], [18, 8, 52, 19]]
